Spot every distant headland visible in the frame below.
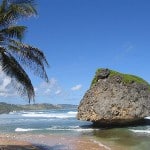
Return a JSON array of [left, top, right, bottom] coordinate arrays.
[[0, 102, 77, 114]]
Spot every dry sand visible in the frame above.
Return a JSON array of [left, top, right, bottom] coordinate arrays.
[[0, 137, 39, 150], [0, 134, 111, 150]]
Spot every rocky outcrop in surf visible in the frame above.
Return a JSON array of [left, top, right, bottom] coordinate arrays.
[[77, 68, 150, 126]]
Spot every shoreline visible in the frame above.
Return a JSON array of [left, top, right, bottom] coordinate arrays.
[[0, 133, 110, 150]]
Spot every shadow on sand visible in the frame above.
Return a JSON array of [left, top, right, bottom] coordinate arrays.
[[0, 145, 39, 150], [0, 144, 69, 150], [37, 144, 70, 150]]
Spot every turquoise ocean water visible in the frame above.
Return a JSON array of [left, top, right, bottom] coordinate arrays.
[[0, 108, 150, 150]]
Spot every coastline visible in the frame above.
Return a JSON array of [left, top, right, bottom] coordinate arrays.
[[0, 133, 110, 150], [1, 109, 150, 150]]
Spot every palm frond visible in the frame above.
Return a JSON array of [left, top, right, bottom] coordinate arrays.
[[0, 0, 7, 13], [9, 1, 37, 17], [0, 0, 37, 26], [0, 46, 6, 53], [1, 26, 27, 41], [9, 40, 49, 82], [0, 51, 35, 103], [9, 0, 35, 5], [0, 0, 49, 103]]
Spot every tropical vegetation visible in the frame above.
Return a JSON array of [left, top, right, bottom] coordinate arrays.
[[0, 0, 48, 103], [91, 68, 150, 87]]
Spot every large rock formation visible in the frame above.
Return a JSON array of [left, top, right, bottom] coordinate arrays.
[[77, 68, 150, 126]]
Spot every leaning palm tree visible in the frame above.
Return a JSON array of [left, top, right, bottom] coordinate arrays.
[[0, 0, 48, 103]]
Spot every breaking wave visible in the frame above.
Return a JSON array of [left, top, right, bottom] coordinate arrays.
[[21, 111, 77, 118], [15, 126, 99, 132], [130, 129, 150, 134], [15, 128, 41, 132]]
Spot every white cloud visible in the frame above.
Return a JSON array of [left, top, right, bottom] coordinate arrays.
[[55, 90, 61, 95], [34, 87, 38, 92], [40, 78, 57, 89], [0, 67, 18, 98], [35, 78, 62, 96], [0, 77, 11, 91], [44, 88, 51, 94], [0, 68, 82, 104], [71, 84, 82, 91]]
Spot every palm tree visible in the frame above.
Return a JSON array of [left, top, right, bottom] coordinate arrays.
[[0, 0, 49, 103]]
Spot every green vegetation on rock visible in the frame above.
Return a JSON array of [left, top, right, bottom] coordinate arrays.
[[91, 68, 150, 88], [91, 68, 104, 86]]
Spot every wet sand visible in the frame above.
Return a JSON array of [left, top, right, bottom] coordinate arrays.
[[0, 137, 39, 150], [0, 134, 110, 150]]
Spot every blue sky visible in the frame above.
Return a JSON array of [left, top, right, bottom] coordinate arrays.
[[0, 0, 150, 104]]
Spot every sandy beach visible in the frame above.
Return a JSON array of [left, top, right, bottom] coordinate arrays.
[[0, 133, 110, 150], [0, 137, 39, 150]]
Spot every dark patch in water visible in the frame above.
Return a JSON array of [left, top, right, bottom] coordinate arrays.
[[92, 118, 150, 129]]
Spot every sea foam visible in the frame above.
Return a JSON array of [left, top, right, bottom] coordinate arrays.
[[145, 116, 150, 119], [67, 111, 77, 115], [21, 112, 77, 118], [15, 128, 41, 132], [46, 128, 98, 132], [15, 126, 99, 132], [130, 129, 150, 134]]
